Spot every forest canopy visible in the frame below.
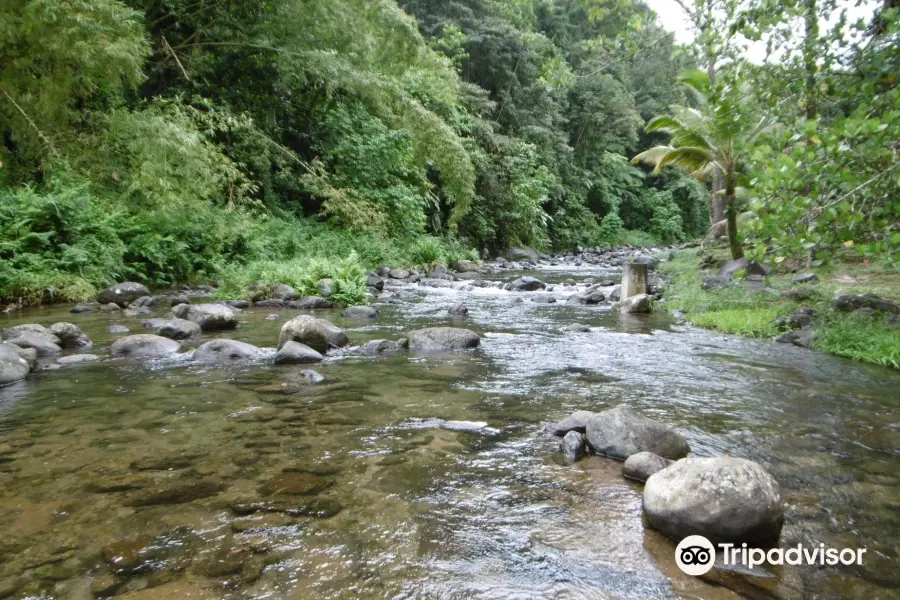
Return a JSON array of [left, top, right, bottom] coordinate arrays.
[[1, 0, 897, 302]]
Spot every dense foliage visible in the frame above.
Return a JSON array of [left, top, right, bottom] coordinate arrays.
[[0, 0, 707, 302], [1, 0, 896, 303]]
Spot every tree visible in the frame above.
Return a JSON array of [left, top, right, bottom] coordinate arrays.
[[632, 69, 772, 260]]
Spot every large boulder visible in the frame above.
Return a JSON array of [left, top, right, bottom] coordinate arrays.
[[288, 296, 333, 310], [274, 341, 324, 365], [585, 406, 689, 460], [97, 282, 150, 306], [454, 260, 479, 273], [193, 339, 263, 362], [48, 322, 93, 349], [366, 273, 385, 291], [5, 331, 62, 356], [623, 452, 672, 483], [643, 457, 784, 545], [504, 247, 539, 261], [506, 276, 546, 292], [407, 327, 480, 351], [271, 283, 296, 301], [278, 316, 349, 353], [111, 335, 181, 358], [0, 344, 31, 385], [388, 268, 410, 280], [156, 319, 202, 340], [172, 303, 237, 332]]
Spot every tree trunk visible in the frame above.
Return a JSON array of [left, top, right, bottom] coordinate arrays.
[[725, 173, 743, 260]]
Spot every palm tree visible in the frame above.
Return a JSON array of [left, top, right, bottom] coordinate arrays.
[[632, 70, 771, 260]]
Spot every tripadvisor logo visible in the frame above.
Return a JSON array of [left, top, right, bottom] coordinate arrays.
[[675, 535, 867, 576]]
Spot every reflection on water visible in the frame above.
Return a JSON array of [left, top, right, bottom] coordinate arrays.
[[0, 267, 898, 599]]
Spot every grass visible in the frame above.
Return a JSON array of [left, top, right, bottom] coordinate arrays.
[[661, 248, 900, 369]]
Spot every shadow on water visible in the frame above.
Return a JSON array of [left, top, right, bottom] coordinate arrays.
[[0, 266, 898, 599]]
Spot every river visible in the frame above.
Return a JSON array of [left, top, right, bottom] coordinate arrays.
[[0, 261, 898, 599]]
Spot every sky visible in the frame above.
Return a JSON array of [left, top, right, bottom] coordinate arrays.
[[643, 0, 879, 63]]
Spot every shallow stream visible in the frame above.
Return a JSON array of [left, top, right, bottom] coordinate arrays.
[[1, 265, 898, 599]]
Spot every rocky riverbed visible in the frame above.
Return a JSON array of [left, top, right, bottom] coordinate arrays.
[[0, 247, 898, 599]]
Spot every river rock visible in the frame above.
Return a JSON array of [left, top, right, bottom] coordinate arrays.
[[550, 410, 595, 436], [156, 318, 201, 340], [111, 334, 180, 358], [585, 406, 689, 460], [531, 293, 556, 304], [617, 294, 652, 314], [5, 331, 62, 356], [173, 303, 238, 331], [623, 452, 672, 482], [48, 322, 93, 349], [300, 369, 325, 384], [561, 431, 585, 464], [343, 306, 378, 320], [272, 283, 296, 301], [289, 296, 333, 310], [0, 344, 31, 384], [448, 303, 469, 316], [366, 274, 385, 291], [350, 339, 401, 356], [564, 324, 591, 333], [792, 272, 818, 284], [582, 290, 606, 304], [454, 260, 479, 273], [71, 303, 94, 313], [274, 341, 323, 365], [100, 302, 121, 312], [834, 293, 899, 314], [130, 295, 155, 309], [56, 354, 100, 365], [169, 294, 191, 306], [222, 299, 249, 309], [643, 456, 784, 545], [97, 282, 150, 306], [278, 316, 349, 353], [775, 329, 818, 348], [407, 327, 480, 351], [254, 299, 284, 308], [506, 276, 546, 292], [388, 268, 410, 280], [1, 323, 47, 339], [107, 325, 130, 334], [505, 247, 538, 261], [193, 339, 263, 362]]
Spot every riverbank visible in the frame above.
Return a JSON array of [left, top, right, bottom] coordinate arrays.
[[660, 248, 900, 369]]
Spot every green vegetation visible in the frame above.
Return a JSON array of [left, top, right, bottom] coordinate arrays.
[[0, 0, 712, 303], [1, 0, 896, 305], [662, 250, 900, 369]]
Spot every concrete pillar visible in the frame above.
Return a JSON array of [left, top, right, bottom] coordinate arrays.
[[621, 262, 648, 300]]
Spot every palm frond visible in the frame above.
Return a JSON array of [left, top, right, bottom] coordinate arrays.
[[670, 129, 715, 152], [656, 146, 715, 176], [645, 115, 685, 134], [631, 145, 676, 168]]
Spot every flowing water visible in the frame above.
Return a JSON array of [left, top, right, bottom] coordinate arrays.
[[1, 265, 898, 600]]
